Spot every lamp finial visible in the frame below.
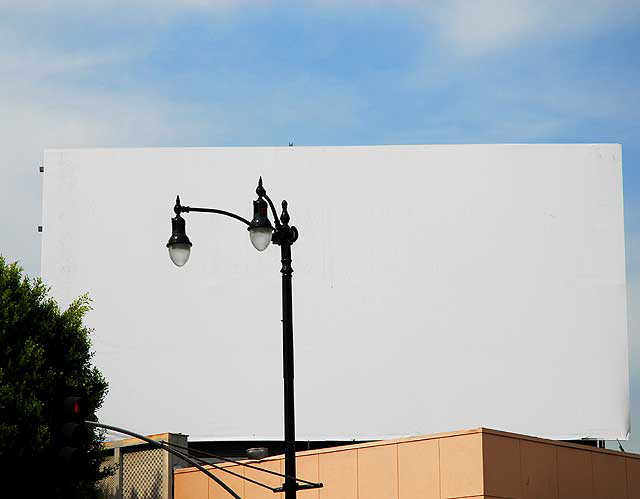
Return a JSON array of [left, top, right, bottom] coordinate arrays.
[[280, 200, 290, 225], [256, 176, 266, 197]]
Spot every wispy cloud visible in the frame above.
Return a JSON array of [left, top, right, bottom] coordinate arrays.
[[434, 0, 640, 56], [0, 0, 265, 8], [0, 0, 271, 16], [308, 0, 640, 56], [0, 45, 149, 78]]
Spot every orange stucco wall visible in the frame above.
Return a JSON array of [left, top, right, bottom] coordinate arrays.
[[174, 428, 640, 499]]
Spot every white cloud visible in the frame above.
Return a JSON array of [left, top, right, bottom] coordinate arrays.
[[4, 1, 639, 62], [307, 0, 640, 56], [408, 0, 635, 56], [0, 0, 270, 12], [439, 0, 541, 54], [0, 46, 148, 77]]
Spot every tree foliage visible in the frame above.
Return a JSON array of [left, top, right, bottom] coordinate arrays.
[[0, 256, 110, 497]]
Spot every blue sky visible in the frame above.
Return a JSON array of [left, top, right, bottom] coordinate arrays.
[[1, 1, 639, 451]]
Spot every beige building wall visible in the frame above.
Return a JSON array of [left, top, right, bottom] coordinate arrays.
[[174, 428, 640, 499]]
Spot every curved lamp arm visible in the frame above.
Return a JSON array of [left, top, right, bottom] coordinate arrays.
[[180, 206, 251, 227], [262, 192, 282, 229], [174, 177, 289, 232], [174, 197, 251, 226]]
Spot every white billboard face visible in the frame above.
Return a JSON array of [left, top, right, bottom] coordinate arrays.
[[41, 145, 629, 441]]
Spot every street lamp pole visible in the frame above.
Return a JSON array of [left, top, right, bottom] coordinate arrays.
[[276, 201, 298, 499], [166, 177, 302, 499]]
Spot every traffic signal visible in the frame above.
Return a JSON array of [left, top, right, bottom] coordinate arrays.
[[57, 396, 89, 468]]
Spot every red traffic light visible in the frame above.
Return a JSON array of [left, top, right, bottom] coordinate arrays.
[[63, 396, 86, 421], [58, 396, 90, 468]]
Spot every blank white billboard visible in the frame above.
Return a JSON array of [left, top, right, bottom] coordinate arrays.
[[41, 145, 629, 441]]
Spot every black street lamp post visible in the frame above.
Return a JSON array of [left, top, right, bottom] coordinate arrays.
[[167, 177, 308, 499]]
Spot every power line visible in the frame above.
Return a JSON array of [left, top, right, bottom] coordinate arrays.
[[89, 421, 244, 499], [163, 440, 319, 487]]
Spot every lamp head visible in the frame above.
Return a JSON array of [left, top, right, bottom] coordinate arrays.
[[248, 178, 273, 251], [167, 196, 192, 266]]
